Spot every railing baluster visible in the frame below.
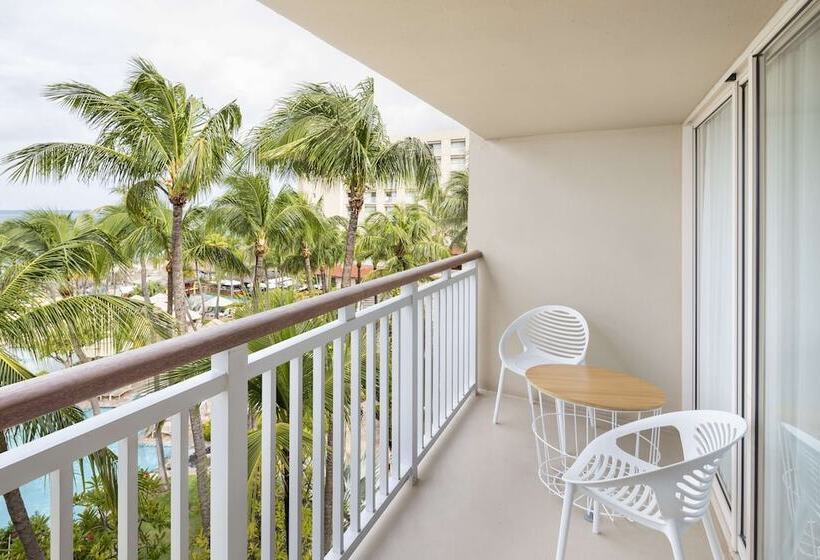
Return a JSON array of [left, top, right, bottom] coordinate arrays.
[[439, 271, 449, 427], [456, 279, 463, 400], [378, 316, 389, 497], [118, 434, 138, 560], [399, 282, 419, 482], [432, 290, 440, 434], [171, 411, 189, 560], [458, 279, 467, 401], [390, 311, 400, 479], [349, 325, 361, 534], [211, 345, 249, 559], [288, 357, 303, 560], [424, 296, 433, 445], [312, 345, 325, 558], [416, 295, 424, 451], [261, 370, 276, 560], [447, 282, 454, 413], [49, 464, 72, 559], [365, 321, 376, 513], [467, 262, 478, 389], [332, 305, 353, 556]]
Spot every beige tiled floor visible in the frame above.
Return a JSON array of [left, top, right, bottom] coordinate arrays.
[[350, 393, 714, 560]]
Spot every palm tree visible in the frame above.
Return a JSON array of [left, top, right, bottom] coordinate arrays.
[[2, 57, 242, 332], [247, 77, 438, 288], [438, 170, 469, 250], [0, 223, 173, 560], [213, 174, 322, 309], [357, 204, 450, 276], [98, 195, 246, 531]]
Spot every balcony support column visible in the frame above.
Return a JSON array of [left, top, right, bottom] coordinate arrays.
[[210, 344, 249, 559]]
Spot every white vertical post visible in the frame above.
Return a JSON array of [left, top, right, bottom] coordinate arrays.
[[439, 271, 450, 426], [466, 262, 478, 391], [288, 357, 303, 560], [416, 295, 424, 451], [457, 278, 463, 399], [261, 369, 276, 560], [399, 282, 419, 482], [432, 290, 440, 434], [210, 344, 249, 560], [171, 411, 189, 560], [49, 464, 73, 560], [312, 345, 325, 559], [378, 317, 389, 497], [365, 322, 376, 512], [349, 324, 361, 534], [332, 305, 353, 556], [118, 434, 138, 560], [424, 296, 433, 445], [390, 311, 400, 478], [447, 282, 454, 413]]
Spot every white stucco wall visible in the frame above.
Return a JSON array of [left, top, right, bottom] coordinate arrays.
[[469, 125, 683, 409]]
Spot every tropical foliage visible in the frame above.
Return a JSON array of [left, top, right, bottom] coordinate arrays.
[[0, 58, 468, 560]]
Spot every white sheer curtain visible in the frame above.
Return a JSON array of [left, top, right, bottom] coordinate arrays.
[[763, 14, 820, 559], [696, 100, 735, 498]]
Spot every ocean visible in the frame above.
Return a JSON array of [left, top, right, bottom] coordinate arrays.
[[0, 209, 26, 222]]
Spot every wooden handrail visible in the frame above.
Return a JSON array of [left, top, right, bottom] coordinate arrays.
[[0, 250, 481, 431]]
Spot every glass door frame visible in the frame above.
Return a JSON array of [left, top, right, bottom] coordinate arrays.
[[686, 81, 744, 553], [684, 2, 819, 558]]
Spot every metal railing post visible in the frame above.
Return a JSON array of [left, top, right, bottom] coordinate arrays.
[[210, 344, 249, 559], [400, 281, 419, 483]]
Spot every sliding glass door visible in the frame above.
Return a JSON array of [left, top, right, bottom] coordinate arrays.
[[759, 7, 820, 558], [696, 99, 737, 504]]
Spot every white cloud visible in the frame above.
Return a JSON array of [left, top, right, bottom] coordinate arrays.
[[0, 0, 462, 210]]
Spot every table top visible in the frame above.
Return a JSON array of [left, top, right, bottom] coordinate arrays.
[[525, 365, 666, 412]]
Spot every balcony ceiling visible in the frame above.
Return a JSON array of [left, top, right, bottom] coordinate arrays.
[[261, 0, 783, 139]]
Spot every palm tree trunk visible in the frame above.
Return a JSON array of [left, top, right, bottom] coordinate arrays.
[[356, 261, 362, 284], [170, 201, 188, 333], [341, 190, 364, 288], [302, 247, 315, 295], [141, 255, 171, 489], [0, 433, 45, 560], [140, 256, 150, 301], [320, 267, 329, 293], [189, 403, 210, 538], [153, 420, 169, 489], [165, 261, 173, 315], [252, 249, 265, 312]]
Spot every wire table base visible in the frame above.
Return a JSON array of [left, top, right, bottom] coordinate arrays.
[[529, 390, 663, 517]]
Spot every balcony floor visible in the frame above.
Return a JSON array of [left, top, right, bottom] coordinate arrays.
[[350, 392, 715, 560]]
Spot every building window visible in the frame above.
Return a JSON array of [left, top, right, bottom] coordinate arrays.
[[450, 155, 466, 171], [450, 138, 466, 155], [427, 141, 442, 157], [367, 190, 377, 203], [385, 190, 395, 202]]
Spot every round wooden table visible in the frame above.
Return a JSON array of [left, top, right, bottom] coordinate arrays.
[[525, 364, 666, 412], [524, 364, 666, 510]]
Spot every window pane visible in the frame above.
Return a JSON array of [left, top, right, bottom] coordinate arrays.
[[695, 99, 735, 501], [762, 12, 820, 559]]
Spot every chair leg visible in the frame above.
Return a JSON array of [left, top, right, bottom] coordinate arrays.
[[702, 510, 723, 560], [492, 365, 506, 424], [555, 483, 575, 560], [591, 500, 600, 535], [666, 524, 686, 560]]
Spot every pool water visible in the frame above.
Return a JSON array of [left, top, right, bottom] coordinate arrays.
[[0, 409, 177, 527]]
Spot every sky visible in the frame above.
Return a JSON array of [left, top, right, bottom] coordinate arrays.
[[0, 0, 462, 211]]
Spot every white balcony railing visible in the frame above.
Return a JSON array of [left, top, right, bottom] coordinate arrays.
[[0, 251, 481, 560]]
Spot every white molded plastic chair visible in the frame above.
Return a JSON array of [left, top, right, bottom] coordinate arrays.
[[556, 410, 747, 560], [493, 305, 589, 424]]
